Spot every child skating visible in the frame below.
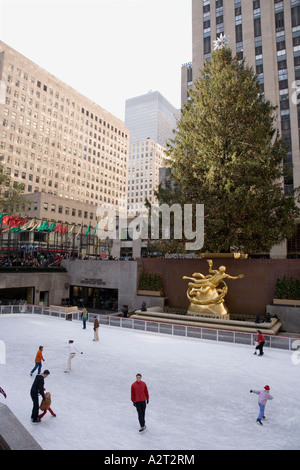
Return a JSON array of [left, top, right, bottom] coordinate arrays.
[[250, 385, 273, 425], [39, 391, 56, 419]]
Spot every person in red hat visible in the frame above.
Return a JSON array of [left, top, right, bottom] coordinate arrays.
[[250, 385, 273, 425]]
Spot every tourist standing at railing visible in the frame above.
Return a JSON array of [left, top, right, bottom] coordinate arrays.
[[81, 308, 88, 329], [93, 316, 99, 341]]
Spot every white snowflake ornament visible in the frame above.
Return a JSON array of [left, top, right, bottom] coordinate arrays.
[[213, 34, 229, 50]]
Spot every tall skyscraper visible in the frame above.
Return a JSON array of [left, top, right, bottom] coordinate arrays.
[[125, 91, 180, 148], [125, 91, 179, 215], [181, 0, 300, 256], [185, 0, 300, 196]]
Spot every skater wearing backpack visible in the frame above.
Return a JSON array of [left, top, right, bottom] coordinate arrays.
[[250, 385, 273, 425], [131, 373, 149, 433]]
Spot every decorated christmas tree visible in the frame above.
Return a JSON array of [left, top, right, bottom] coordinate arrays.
[[160, 41, 299, 254]]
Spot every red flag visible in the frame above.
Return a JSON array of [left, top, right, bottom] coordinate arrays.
[[18, 217, 28, 227], [2, 216, 10, 225], [54, 223, 62, 233]]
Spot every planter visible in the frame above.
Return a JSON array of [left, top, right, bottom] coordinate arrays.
[[200, 253, 248, 259], [137, 290, 164, 297], [273, 299, 300, 306]]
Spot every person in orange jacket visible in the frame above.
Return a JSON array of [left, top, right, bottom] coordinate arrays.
[[131, 373, 149, 433], [30, 346, 45, 376]]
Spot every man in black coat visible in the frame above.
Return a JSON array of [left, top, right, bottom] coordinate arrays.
[[30, 370, 50, 423]]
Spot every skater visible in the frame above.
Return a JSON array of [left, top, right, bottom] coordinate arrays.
[[30, 370, 50, 423], [82, 308, 88, 329], [64, 340, 83, 373], [39, 391, 56, 419], [30, 346, 45, 376], [250, 385, 273, 425], [254, 330, 265, 356], [0, 386, 7, 399], [131, 373, 149, 433], [93, 316, 99, 341]]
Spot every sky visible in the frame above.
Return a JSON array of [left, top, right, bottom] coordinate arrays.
[[0, 0, 192, 121]]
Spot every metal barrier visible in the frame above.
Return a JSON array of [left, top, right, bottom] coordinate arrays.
[[0, 304, 298, 352]]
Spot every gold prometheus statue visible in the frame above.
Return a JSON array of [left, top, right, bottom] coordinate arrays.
[[183, 260, 244, 317]]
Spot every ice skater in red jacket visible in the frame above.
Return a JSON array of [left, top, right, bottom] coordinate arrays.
[[131, 373, 149, 432]]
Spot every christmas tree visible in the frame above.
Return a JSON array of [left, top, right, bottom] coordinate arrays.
[[160, 43, 299, 254]]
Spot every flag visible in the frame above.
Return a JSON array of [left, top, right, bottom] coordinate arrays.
[[75, 224, 82, 237], [38, 220, 49, 232], [93, 224, 97, 235], [85, 224, 90, 236], [18, 217, 28, 227], [54, 223, 62, 233], [47, 222, 56, 232]]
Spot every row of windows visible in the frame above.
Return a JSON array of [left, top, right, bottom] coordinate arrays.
[[7, 62, 128, 139]]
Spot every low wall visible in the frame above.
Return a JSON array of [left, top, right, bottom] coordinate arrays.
[[0, 270, 69, 306], [267, 305, 300, 334], [0, 403, 42, 450], [140, 258, 300, 317]]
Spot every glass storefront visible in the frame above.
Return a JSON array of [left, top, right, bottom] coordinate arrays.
[[70, 285, 118, 311], [0, 286, 34, 305]]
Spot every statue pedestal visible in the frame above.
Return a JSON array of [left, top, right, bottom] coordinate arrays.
[[187, 310, 230, 320], [187, 301, 229, 319]]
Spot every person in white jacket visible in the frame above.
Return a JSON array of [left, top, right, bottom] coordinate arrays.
[[250, 385, 273, 425], [64, 340, 83, 373]]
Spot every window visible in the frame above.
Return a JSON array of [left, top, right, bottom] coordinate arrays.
[[254, 17, 261, 37], [275, 12, 284, 32], [292, 6, 300, 28]]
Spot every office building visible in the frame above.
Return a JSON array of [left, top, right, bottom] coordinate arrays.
[[0, 41, 130, 221], [127, 137, 167, 214], [125, 91, 180, 148], [181, 0, 300, 255]]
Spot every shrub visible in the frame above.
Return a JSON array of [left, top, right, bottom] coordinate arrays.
[[138, 272, 163, 291], [274, 275, 300, 300]]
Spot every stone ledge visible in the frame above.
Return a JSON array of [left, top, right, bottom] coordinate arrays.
[[0, 403, 42, 450], [131, 309, 282, 335]]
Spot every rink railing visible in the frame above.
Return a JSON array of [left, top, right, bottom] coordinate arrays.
[[1, 304, 299, 352]]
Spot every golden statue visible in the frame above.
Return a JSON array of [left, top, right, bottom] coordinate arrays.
[[183, 260, 244, 317]]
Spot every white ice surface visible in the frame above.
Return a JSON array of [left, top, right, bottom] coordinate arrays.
[[0, 314, 299, 450]]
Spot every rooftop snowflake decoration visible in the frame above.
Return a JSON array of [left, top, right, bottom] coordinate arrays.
[[213, 34, 229, 50]]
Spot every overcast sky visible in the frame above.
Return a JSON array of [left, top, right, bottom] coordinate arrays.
[[0, 0, 192, 121]]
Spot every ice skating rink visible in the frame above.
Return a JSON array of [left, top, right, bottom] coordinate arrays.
[[0, 314, 299, 450]]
